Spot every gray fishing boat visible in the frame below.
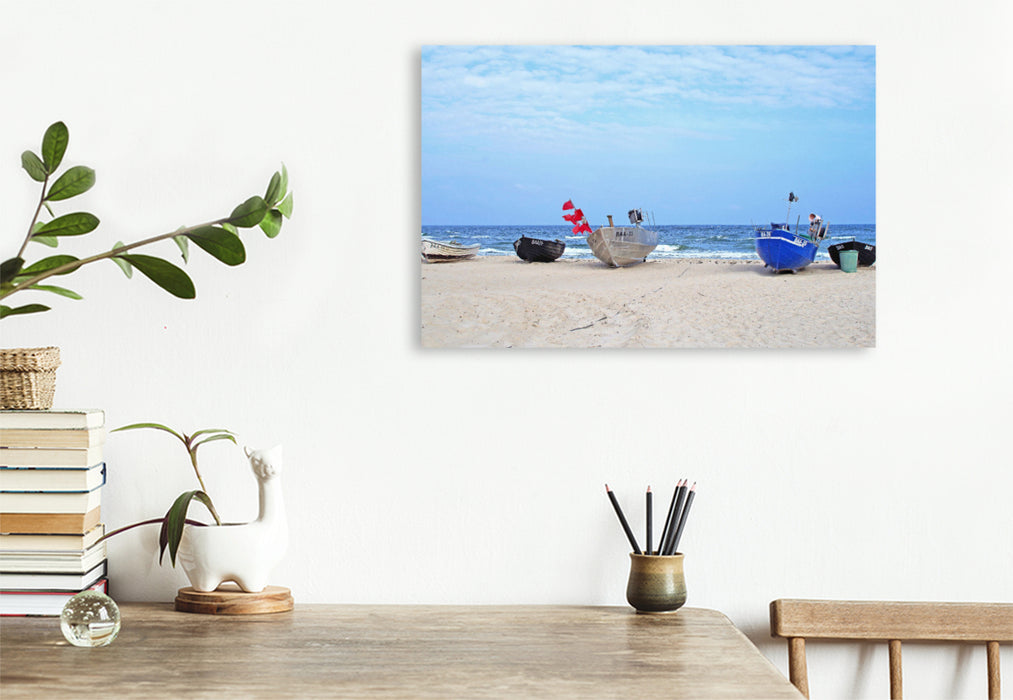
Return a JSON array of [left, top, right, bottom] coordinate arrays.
[[420, 238, 480, 263], [586, 209, 658, 267]]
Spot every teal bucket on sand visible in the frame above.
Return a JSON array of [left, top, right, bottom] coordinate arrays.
[[839, 250, 859, 273]]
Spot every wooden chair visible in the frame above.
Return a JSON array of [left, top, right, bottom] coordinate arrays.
[[769, 599, 1013, 699]]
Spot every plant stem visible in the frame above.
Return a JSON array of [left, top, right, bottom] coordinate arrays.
[[203, 498, 223, 526], [184, 442, 223, 526], [17, 175, 50, 259], [95, 517, 208, 545], [189, 450, 209, 498], [1, 215, 231, 301]]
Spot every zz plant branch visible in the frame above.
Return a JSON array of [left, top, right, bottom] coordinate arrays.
[[1, 121, 293, 319]]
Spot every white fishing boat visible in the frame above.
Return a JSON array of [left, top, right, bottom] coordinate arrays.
[[420, 238, 480, 263], [586, 210, 658, 267]]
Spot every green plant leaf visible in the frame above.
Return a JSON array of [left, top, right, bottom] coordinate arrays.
[[259, 209, 283, 238], [221, 222, 238, 236], [32, 235, 59, 248], [34, 212, 100, 237], [189, 428, 236, 441], [18, 255, 80, 277], [279, 164, 289, 199], [277, 191, 294, 219], [118, 254, 196, 299], [0, 258, 24, 285], [160, 490, 219, 566], [264, 171, 282, 206], [109, 242, 133, 278], [28, 284, 82, 300], [186, 226, 246, 266], [1, 303, 50, 319], [228, 195, 268, 228], [111, 422, 186, 442], [192, 433, 238, 452], [46, 165, 95, 201], [21, 151, 47, 182], [173, 235, 190, 263], [42, 121, 69, 172]]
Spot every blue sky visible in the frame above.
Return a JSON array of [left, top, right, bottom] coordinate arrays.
[[421, 45, 875, 225]]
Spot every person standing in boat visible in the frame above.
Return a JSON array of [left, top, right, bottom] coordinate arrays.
[[808, 213, 825, 239]]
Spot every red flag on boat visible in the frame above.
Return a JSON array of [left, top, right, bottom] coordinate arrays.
[[562, 201, 591, 234]]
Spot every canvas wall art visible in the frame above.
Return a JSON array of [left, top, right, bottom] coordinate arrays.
[[421, 45, 875, 348]]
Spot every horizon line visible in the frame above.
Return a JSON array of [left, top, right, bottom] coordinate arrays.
[[421, 222, 877, 227]]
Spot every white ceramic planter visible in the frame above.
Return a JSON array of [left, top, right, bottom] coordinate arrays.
[[177, 445, 288, 593]]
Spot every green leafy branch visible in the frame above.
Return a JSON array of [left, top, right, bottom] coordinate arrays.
[[103, 423, 238, 566], [1, 121, 293, 319]]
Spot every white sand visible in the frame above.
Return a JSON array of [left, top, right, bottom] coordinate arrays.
[[421, 257, 875, 349]]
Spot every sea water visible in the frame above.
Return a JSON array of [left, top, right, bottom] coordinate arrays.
[[421, 224, 876, 261]]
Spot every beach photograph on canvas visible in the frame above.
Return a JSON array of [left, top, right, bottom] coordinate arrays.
[[420, 45, 876, 349]]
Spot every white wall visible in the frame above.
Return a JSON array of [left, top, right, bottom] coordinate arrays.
[[3, 2, 1010, 698]]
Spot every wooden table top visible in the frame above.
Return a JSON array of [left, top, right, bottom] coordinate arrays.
[[1, 604, 802, 698]]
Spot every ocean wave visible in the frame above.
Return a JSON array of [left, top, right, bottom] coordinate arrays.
[[422, 224, 874, 260]]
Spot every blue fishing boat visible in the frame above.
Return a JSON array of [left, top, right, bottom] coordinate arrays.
[[754, 192, 827, 273]]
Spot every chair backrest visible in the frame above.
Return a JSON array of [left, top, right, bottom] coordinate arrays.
[[769, 599, 1013, 699]]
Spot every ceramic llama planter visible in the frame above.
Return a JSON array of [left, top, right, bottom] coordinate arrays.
[[177, 445, 288, 593]]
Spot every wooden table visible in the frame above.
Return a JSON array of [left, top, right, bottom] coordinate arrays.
[[1, 605, 802, 698]]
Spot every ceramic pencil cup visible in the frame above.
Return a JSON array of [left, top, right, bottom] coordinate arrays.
[[626, 553, 687, 613]]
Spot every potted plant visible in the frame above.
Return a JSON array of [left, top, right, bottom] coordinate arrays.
[[101, 423, 288, 596], [0, 121, 293, 408]]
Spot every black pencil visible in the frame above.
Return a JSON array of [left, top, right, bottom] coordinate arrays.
[[646, 486, 653, 555], [662, 480, 689, 555], [658, 479, 684, 554], [670, 482, 696, 555], [605, 484, 641, 554]]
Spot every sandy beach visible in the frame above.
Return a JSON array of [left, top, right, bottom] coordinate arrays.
[[421, 257, 875, 348]]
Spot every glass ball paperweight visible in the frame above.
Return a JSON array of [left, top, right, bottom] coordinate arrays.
[[60, 590, 121, 647]]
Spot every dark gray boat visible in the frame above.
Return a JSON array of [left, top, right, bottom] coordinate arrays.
[[828, 240, 876, 267], [513, 236, 565, 262]]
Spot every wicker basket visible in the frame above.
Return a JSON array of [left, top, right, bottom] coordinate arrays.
[[0, 346, 61, 410]]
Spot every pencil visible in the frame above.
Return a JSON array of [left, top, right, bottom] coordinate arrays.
[[646, 486, 653, 555], [658, 479, 684, 554], [662, 480, 688, 555], [605, 484, 641, 554], [670, 482, 696, 555]]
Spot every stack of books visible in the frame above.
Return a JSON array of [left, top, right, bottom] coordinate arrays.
[[0, 409, 109, 616]]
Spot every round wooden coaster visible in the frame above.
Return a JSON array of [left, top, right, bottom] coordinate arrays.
[[174, 583, 294, 615]]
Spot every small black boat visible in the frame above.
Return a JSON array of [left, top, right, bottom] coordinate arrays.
[[513, 236, 566, 263], [828, 240, 876, 268]]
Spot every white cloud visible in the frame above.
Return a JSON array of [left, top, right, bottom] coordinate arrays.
[[424, 45, 873, 107], [422, 45, 874, 153]]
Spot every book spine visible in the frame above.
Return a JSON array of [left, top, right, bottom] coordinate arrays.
[[0, 412, 107, 601]]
